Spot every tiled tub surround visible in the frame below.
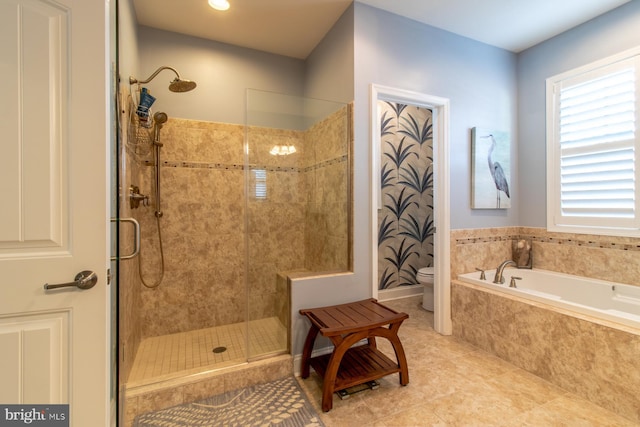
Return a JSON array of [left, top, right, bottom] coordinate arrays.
[[459, 268, 640, 328], [451, 227, 640, 423], [451, 226, 640, 287]]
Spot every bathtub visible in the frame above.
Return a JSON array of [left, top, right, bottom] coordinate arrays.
[[452, 268, 640, 423], [457, 268, 640, 329]]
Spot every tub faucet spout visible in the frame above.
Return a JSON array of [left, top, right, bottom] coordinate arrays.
[[494, 260, 517, 284]]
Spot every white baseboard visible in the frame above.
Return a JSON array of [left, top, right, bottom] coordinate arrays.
[[378, 284, 423, 302], [293, 346, 333, 377], [293, 339, 369, 376]]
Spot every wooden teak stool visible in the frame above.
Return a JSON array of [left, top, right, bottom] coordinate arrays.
[[299, 298, 409, 412]]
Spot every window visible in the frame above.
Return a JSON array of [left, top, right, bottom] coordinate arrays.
[[546, 48, 640, 236], [252, 169, 267, 200]]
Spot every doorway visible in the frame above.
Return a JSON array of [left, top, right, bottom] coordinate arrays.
[[370, 84, 451, 335]]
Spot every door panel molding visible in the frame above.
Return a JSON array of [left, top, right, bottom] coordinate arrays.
[[0, 0, 69, 258], [0, 310, 70, 404]]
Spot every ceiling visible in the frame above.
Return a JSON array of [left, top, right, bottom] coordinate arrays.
[[133, 0, 631, 59]]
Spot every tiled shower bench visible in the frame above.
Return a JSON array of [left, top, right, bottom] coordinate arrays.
[[299, 298, 409, 412]]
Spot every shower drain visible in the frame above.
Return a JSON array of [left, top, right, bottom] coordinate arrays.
[[212, 346, 227, 354]]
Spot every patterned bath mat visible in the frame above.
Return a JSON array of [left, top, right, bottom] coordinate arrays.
[[133, 376, 325, 427]]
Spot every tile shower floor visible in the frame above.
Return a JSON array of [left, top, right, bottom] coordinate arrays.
[[298, 296, 638, 426], [127, 317, 287, 387]]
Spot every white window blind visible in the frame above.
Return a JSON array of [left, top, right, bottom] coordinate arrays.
[[547, 49, 640, 236]]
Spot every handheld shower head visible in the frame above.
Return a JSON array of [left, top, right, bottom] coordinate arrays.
[[153, 111, 168, 125], [153, 112, 168, 144], [130, 66, 197, 93]]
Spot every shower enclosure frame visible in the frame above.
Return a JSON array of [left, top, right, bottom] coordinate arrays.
[[117, 86, 351, 392]]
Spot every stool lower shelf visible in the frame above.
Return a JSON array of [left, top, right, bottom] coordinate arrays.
[[309, 345, 400, 392]]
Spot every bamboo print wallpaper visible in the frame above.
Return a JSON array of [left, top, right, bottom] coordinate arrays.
[[378, 101, 434, 290]]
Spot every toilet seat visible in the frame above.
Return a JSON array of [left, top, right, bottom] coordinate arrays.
[[417, 266, 434, 277]]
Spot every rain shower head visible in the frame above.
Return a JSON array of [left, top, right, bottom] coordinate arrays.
[[129, 66, 197, 93], [169, 78, 197, 93]]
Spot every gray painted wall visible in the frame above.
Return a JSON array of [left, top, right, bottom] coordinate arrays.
[[304, 5, 355, 103], [353, 3, 519, 231], [118, 0, 139, 87], [136, 26, 306, 124], [517, 1, 640, 227]]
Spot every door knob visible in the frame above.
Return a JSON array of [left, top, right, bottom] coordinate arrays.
[[44, 270, 98, 290]]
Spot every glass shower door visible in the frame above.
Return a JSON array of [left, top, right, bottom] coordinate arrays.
[[245, 89, 351, 360]]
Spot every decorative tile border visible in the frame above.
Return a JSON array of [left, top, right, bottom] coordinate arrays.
[[454, 228, 640, 252], [144, 160, 245, 171], [455, 235, 520, 245], [302, 155, 349, 173], [530, 235, 640, 251], [140, 155, 348, 173]]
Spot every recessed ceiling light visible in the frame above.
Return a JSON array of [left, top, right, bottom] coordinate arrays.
[[208, 0, 230, 11]]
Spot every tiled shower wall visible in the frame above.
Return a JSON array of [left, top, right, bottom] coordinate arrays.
[[119, 104, 350, 381], [303, 107, 351, 272], [119, 136, 143, 384], [137, 119, 248, 338], [450, 226, 640, 286]]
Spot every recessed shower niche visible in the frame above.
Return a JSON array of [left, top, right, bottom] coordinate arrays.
[[119, 88, 352, 393]]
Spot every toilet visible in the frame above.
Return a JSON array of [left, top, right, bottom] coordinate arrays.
[[417, 267, 435, 311]]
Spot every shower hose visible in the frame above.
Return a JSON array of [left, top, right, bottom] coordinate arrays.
[[137, 215, 165, 288]]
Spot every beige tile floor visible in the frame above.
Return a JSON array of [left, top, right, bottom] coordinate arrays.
[[127, 317, 287, 387], [298, 296, 639, 427]]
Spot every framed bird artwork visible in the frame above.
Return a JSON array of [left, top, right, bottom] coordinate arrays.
[[471, 127, 511, 209]]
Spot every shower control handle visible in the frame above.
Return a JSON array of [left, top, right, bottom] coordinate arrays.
[[129, 185, 149, 209], [44, 270, 98, 290]]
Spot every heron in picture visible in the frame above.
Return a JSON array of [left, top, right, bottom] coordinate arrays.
[[482, 134, 510, 208]]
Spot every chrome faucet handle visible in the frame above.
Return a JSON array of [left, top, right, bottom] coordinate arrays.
[[475, 268, 486, 280], [509, 276, 522, 288]]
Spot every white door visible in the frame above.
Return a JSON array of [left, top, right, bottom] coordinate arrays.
[[0, 0, 110, 425]]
